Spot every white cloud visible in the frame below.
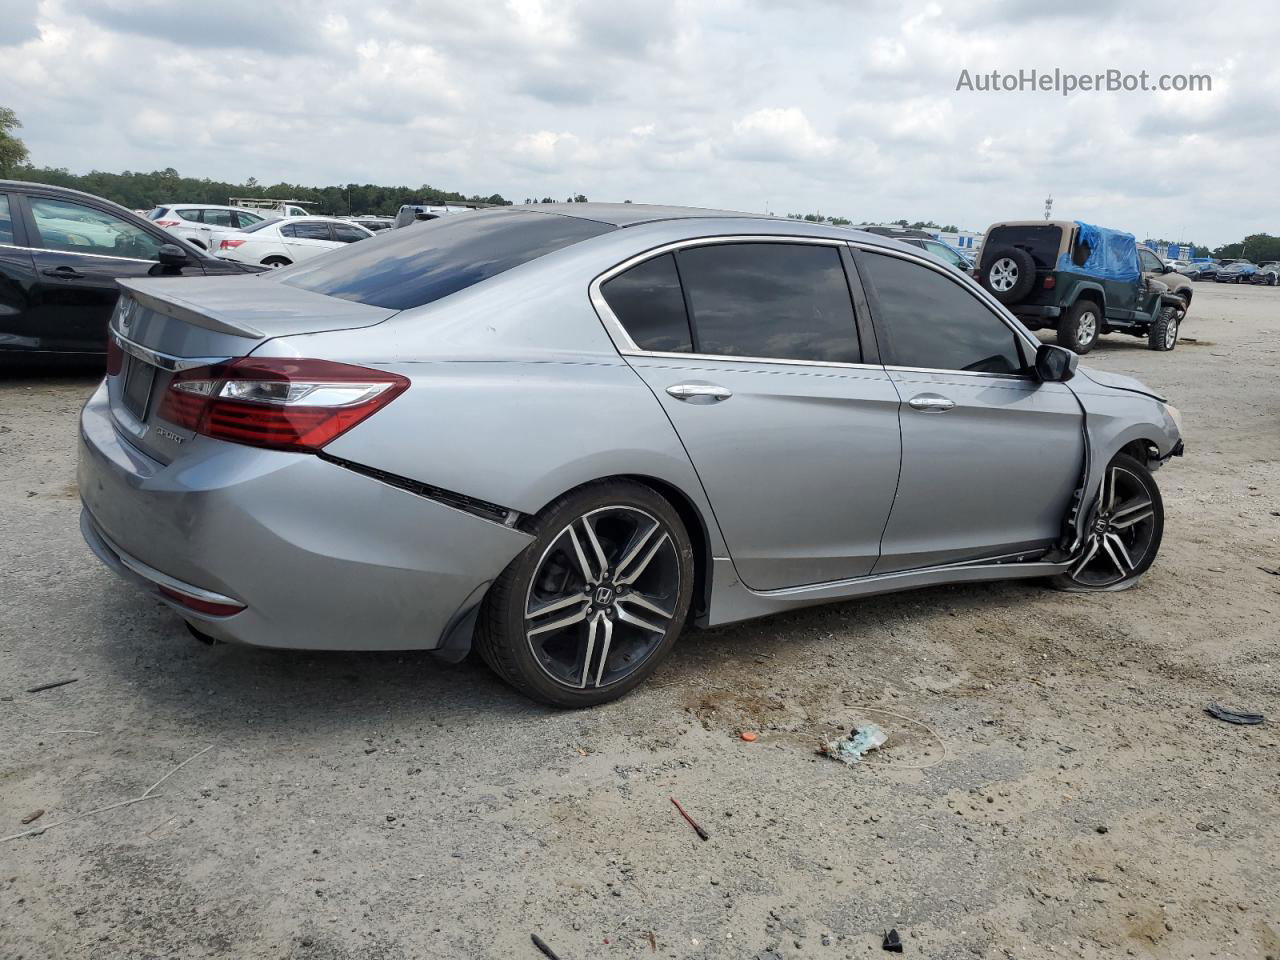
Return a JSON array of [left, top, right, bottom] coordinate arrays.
[[1, 0, 1278, 244]]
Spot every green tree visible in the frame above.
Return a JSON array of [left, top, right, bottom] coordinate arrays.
[[0, 106, 30, 176]]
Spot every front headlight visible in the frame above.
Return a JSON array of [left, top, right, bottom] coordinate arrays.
[[1164, 403, 1183, 433]]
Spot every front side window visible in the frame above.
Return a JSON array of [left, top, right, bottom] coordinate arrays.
[[675, 243, 861, 364], [282, 209, 614, 309], [29, 197, 166, 261], [1139, 249, 1163, 272], [858, 251, 1026, 375], [234, 211, 264, 228], [601, 253, 692, 353]]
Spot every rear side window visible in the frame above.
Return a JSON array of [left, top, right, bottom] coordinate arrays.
[[676, 243, 861, 363], [203, 209, 235, 227], [281, 209, 614, 310], [283, 222, 333, 241], [601, 254, 692, 353], [177, 208, 203, 222], [0, 195, 13, 245], [858, 251, 1025, 374]]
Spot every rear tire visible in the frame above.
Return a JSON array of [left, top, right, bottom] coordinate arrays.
[[475, 480, 695, 708], [1148, 306, 1179, 351], [1051, 453, 1163, 592], [1058, 299, 1101, 354], [262, 256, 291, 268]]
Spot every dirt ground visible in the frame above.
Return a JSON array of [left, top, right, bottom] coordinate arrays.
[[1, 282, 1277, 960]]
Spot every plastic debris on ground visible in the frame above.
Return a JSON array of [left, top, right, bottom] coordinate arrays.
[[1205, 703, 1265, 725], [820, 723, 888, 766], [882, 928, 904, 952]]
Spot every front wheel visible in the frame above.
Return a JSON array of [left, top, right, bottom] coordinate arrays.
[[1051, 453, 1164, 592], [1058, 299, 1101, 354], [475, 480, 695, 707], [1148, 306, 1180, 351]]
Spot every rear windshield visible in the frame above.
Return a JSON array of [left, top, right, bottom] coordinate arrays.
[[241, 217, 282, 233], [983, 225, 1063, 271], [280, 209, 615, 310]]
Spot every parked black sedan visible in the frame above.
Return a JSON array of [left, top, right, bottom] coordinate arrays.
[[0, 180, 260, 363]]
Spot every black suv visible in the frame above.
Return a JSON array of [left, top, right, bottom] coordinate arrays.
[[976, 220, 1186, 354], [0, 180, 259, 363]]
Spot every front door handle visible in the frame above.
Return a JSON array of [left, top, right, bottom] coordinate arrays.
[[42, 266, 85, 280], [908, 394, 955, 412], [666, 382, 732, 403]]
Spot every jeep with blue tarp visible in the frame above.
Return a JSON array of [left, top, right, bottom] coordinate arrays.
[[976, 220, 1188, 354]]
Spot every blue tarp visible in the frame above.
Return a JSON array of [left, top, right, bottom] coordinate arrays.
[[1055, 221, 1140, 282]]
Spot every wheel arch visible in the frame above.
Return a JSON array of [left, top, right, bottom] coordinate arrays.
[[1070, 284, 1106, 309], [525, 473, 716, 623]]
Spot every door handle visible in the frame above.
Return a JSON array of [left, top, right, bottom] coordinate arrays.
[[42, 266, 85, 279], [908, 394, 955, 412], [666, 382, 732, 403]]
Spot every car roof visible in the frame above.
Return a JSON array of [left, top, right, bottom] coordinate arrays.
[[504, 202, 766, 228], [0, 178, 148, 217]]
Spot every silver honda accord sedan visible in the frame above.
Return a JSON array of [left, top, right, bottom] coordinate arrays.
[[78, 204, 1183, 706]]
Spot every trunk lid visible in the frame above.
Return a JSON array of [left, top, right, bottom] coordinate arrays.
[[108, 274, 399, 463]]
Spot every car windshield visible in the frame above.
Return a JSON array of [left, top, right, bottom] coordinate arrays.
[[280, 209, 615, 310], [240, 217, 282, 234]]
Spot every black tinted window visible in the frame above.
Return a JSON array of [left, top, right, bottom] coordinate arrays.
[[284, 222, 332, 241], [282, 209, 614, 309], [983, 224, 1063, 271], [676, 243, 860, 363], [858, 252, 1025, 374], [601, 254, 692, 352], [0, 195, 13, 245], [332, 223, 369, 243]]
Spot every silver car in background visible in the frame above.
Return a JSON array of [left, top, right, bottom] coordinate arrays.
[[78, 205, 1183, 707]]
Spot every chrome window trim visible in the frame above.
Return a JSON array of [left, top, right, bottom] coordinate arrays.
[[589, 234, 865, 369], [110, 328, 229, 372], [0, 241, 156, 265]]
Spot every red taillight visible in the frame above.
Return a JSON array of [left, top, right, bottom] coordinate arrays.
[[219, 239, 246, 249], [158, 585, 245, 617], [156, 358, 408, 453], [154, 220, 181, 228], [1043, 276, 1056, 289], [106, 337, 123, 376]]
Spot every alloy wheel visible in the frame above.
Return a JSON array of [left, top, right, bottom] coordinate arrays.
[[1164, 314, 1179, 349], [1076, 309, 1098, 346], [524, 506, 681, 690], [989, 257, 1019, 292], [1066, 465, 1158, 588]]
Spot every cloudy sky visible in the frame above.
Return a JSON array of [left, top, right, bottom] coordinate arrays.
[[3, 0, 1277, 245]]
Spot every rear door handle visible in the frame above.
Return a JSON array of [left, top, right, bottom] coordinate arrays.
[[666, 382, 732, 403], [42, 266, 85, 279], [907, 394, 955, 412]]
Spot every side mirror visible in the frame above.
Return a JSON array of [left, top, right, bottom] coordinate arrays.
[[157, 243, 190, 267], [1034, 343, 1078, 382], [1161, 264, 1174, 274]]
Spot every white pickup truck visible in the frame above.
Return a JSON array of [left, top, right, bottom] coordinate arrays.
[[229, 198, 316, 218]]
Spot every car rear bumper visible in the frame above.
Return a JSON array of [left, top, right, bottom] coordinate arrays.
[[1011, 304, 1063, 319], [77, 382, 533, 651]]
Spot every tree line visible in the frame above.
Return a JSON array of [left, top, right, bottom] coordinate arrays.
[[6, 164, 512, 216]]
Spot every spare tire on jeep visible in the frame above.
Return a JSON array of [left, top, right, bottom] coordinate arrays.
[[981, 246, 1037, 305]]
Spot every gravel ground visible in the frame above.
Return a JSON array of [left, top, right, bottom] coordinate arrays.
[[1, 282, 1277, 960]]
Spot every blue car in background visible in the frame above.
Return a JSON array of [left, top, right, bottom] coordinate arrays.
[[1184, 261, 1221, 281], [1216, 261, 1257, 283]]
